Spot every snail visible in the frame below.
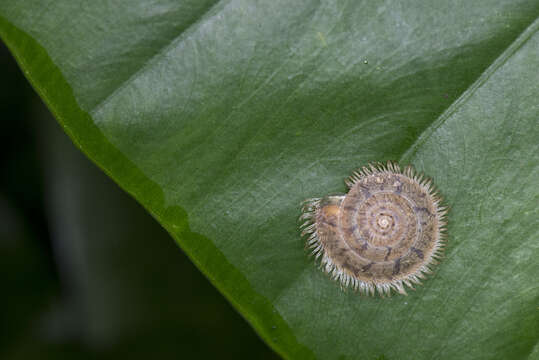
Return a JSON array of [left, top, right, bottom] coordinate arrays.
[[300, 162, 447, 296]]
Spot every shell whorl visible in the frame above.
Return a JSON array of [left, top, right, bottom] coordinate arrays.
[[300, 162, 447, 296]]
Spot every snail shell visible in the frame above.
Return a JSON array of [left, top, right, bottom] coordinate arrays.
[[300, 162, 447, 296]]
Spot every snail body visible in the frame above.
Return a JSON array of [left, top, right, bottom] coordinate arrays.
[[300, 162, 447, 296]]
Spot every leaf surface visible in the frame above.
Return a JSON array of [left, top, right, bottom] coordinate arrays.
[[1, 1, 538, 359]]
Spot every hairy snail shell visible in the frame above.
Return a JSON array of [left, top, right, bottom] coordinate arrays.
[[300, 162, 447, 296]]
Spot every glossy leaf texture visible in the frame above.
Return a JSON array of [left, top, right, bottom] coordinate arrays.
[[1, 1, 538, 359]]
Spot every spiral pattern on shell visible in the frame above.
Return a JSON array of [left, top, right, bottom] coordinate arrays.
[[300, 162, 447, 296]]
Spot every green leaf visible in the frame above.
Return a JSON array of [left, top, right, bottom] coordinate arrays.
[[1, 1, 538, 359]]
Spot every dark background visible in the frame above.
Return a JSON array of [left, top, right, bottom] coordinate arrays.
[[0, 42, 278, 359]]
